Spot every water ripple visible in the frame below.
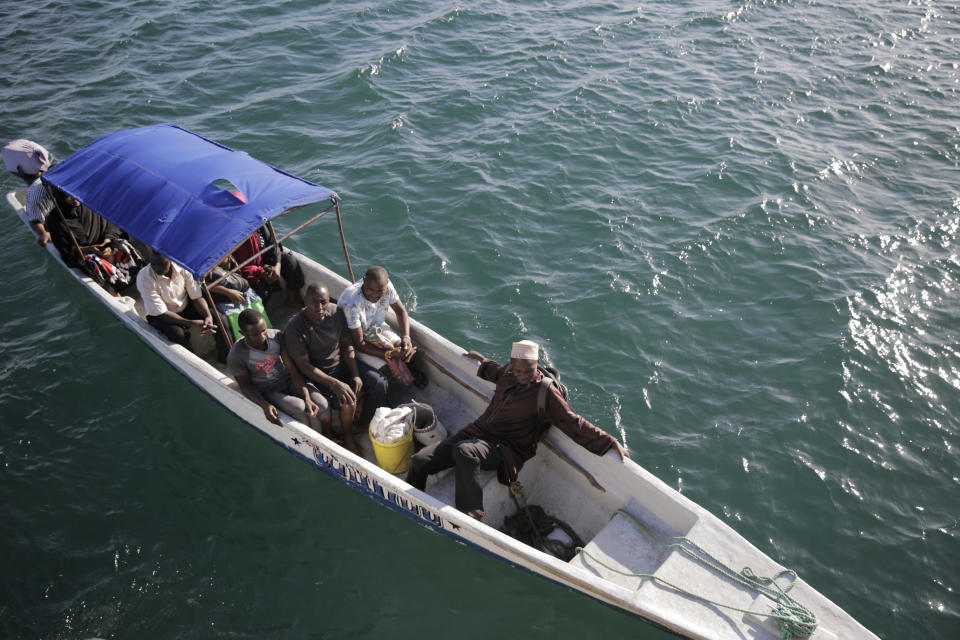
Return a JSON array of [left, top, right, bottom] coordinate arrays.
[[3, 1, 960, 638]]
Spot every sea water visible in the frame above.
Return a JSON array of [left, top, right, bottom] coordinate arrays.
[[1, 1, 958, 638]]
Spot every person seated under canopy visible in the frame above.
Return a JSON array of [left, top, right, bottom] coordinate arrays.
[[136, 250, 217, 352], [47, 187, 122, 267], [232, 223, 305, 308], [205, 254, 260, 310]]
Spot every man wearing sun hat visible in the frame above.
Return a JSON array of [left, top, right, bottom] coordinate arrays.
[[406, 339, 628, 521], [3, 138, 55, 245]]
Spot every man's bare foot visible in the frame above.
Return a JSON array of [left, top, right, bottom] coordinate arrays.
[[466, 509, 485, 521], [342, 438, 361, 456]]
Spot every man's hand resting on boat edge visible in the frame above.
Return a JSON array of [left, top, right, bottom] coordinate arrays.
[[263, 403, 282, 426], [463, 350, 486, 362], [607, 439, 629, 462]]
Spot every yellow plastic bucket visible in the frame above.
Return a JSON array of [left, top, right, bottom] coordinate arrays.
[[370, 427, 414, 474]]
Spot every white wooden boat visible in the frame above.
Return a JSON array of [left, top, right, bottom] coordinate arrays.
[[6, 125, 878, 640]]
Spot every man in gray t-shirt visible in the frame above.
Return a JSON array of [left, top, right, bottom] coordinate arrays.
[[284, 297, 348, 375], [285, 284, 389, 454], [227, 309, 328, 426]]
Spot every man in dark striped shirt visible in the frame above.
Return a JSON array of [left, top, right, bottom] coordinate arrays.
[[3, 138, 54, 245], [25, 175, 55, 245]]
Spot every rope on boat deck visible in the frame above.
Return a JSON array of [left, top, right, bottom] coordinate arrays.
[[576, 509, 817, 640]]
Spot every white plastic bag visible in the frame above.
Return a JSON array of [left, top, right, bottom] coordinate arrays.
[[369, 406, 412, 444]]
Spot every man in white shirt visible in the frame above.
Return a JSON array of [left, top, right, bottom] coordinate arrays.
[[136, 250, 216, 351], [338, 265, 417, 370]]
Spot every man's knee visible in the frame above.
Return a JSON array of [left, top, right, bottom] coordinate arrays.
[[149, 317, 188, 345], [409, 448, 428, 469], [363, 368, 388, 399], [406, 450, 431, 489], [281, 251, 304, 288], [308, 391, 331, 418]]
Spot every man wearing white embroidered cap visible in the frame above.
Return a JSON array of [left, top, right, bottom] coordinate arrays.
[[407, 339, 628, 521]]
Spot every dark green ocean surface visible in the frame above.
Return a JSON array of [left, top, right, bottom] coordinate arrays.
[[1, 1, 958, 638]]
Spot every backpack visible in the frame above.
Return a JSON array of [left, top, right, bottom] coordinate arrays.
[[536, 365, 569, 428], [80, 239, 144, 294]]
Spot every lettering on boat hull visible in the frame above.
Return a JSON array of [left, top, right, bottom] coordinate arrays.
[[308, 442, 445, 529]]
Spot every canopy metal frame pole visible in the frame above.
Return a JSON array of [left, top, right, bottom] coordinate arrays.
[[203, 283, 233, 352], [333, 199, 354, 282]]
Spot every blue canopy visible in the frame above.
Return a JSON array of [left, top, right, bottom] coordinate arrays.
[[42, 124, 337, 279]]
